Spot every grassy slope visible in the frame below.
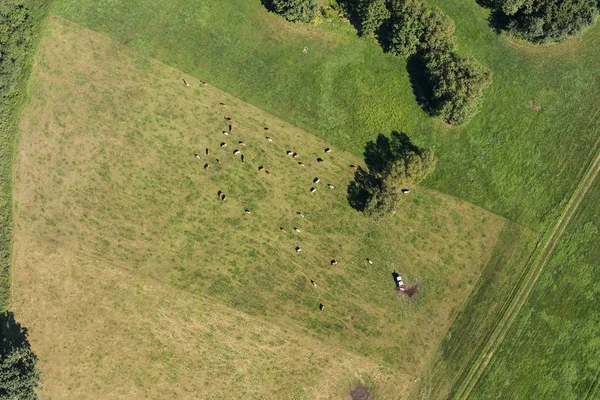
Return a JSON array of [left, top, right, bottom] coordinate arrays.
[[470, 175, 600, 399], [11, 17, 506, 398], [51, 0, 600, 232], [0, 0, 51, 310], [412, 221, 539, 399]]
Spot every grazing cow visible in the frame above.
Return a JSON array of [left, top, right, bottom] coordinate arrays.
[[266, 137, 273, 142], [221, 194, 227, 201], [200, 81, 208, 86], [330, 260, 337, 265], [327, 184, 334, 189], [258, 166, 265, 171], [205, 148, 210, 155], [350, 164, 358, 171], [245, 209, 251, 214], [286, 151, 294, 156], [316, 158, 323, 163], [294, 227, 300, 233], [182, 79, 190, 87], [319, 303, 325, 311], [401, 189, 410, 194], [280, 227, 286, 232], [220, 103, 227, 108], [225, 117, 232, 123], [216, 159, 222, 165], [293, 153, 299, 158], [233, 149, 240, 155], [223, 131, 229, 136], [220, 142, 227, 147], [264, 127, 270, 132], [313, 177, 320, 184], [310, 187, 316, 193], [266, 170, 272, 176], [239, 141, 246, 146], [204, 163, 210, 169], [229, 124, 232, 132], [241, 154, 245, 163], [217, 190, 223, 197], [367, 258, 373, 265], [325, 148, 332, 153], [296, 247, 302, 252], [298, 162, 305, 167], [296, 212, 304, 218], [311, 280, 317, 287], [194, 153, 201, 160]]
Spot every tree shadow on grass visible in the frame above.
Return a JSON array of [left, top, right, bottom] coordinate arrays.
[[475, 0, 510, 34], [347, 131, 420, 211], [406, 54, 441, 117]]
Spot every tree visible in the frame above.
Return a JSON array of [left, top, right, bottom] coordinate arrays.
[[0, 312, 40, 400], [419, 7, 456, 52], [424, 51, 492, 125], [381, 0, 426, 57], [271, 0, 318, 23], [348, 132, 436, 215], [358, 0, 390, 37], [494, 0, 598, 42]]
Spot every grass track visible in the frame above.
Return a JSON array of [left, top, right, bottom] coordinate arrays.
[[10, 17, 509, 398], [451, 139, 600, 399]]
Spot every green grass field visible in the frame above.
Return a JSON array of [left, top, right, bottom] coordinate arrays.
[[51, 0, 600, 232], [10, 17, 509, 398], [469, 174, 600, 399]]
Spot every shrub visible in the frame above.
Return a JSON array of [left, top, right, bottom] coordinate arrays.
[[272, 0, 319, 23]]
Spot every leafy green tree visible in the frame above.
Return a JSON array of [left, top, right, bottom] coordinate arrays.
[[0, 312, 40, 400], [419, 7, 455, 52], [382, 0, 426, 57], [494, 0, 598, 42], [358, 0, 390, 36], [425, 51, 492, 125], [348, 132, 436, 215], [272, 0, 318, 23]]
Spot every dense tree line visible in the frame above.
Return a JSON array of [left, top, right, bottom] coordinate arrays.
[[267, 0, 491, 125], [491, 0, 599, 42], [348, 132, 436, 215]]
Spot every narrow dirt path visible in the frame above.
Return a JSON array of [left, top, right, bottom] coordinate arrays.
[[451, 148, 600, 399]]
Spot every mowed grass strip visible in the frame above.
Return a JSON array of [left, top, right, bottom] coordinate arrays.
[[14, 17, 504, 397], [52, 0, 600, 232]]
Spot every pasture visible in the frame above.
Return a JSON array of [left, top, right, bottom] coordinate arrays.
[[52, 0, 600, 232], [470, 173, 600, 399], [10, 17, 508, 398]]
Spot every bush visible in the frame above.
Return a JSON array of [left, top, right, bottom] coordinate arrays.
[[424, 51, 492, 125], [495, 0, 598, 42], [272, 0, 319, 23]]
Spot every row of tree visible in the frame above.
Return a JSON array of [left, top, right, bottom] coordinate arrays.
[[353, 0, 492, 125], [267, 0, 491, 126], [490, 0, 599, 42]]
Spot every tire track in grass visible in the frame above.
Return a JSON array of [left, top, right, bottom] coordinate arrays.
[[451, 145, 600, 400]]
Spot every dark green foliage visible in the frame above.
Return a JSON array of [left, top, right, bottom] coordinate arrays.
[[0, 312, 40, 399], [420, 7, 455, 52], [494, 0, 598, 42], [0, 1, 50, 309], [271, 0, 318, 23], [348, 132, 436, 215], [357, 0, 390, 36], [424, 51, 492, 125]]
